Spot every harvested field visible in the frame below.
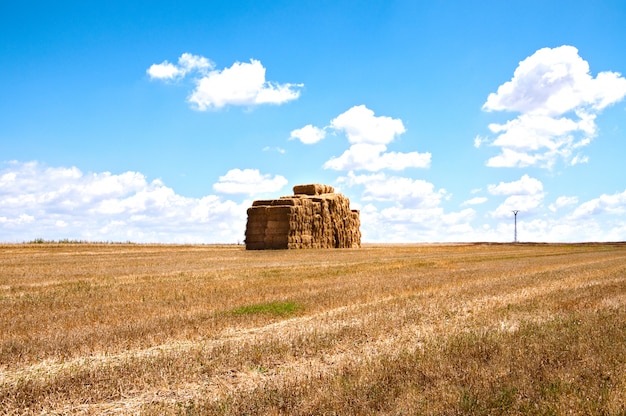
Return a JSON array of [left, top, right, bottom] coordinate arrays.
[[1, 242, 625, 415]]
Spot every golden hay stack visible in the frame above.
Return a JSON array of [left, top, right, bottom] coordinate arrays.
[[245, 184, 360, 250]]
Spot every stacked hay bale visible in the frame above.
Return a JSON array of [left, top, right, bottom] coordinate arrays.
[[245, 184, 361, 250]]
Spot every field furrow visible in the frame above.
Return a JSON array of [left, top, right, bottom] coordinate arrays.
[[1, 243, 624, 415]]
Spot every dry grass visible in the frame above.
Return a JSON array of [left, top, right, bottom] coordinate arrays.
[[1, 242, 625, 415]]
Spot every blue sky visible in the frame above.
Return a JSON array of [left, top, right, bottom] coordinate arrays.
[[2, 1, 626, 243]]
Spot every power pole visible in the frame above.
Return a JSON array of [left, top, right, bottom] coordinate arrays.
[[512, 210, 519, 243]]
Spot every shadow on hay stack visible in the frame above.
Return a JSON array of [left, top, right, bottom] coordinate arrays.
[[245, 184, 361, 250]]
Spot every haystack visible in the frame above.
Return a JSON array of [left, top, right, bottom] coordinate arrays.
[[245, 184, 361, 250]]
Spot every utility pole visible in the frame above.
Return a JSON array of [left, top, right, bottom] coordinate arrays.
[[512, 210, 519, 243]]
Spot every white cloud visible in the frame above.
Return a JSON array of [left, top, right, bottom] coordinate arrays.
[[489, 114, 587, 149], [490, 194, 544, 219], [188, 59, 301, 110], [296, 105, 431, 171], [570, 189, 626, 219], [262, 146, 286, 154], [336, 172, 478, 242], [474, 135, 489, 148], [0, 213, 34, 226], [483, 45, 626, 115], [508, 208, 626, 242], [462, 197, 488, 206], [340, 173, 447, 208], [338, 171, 626, 242], [485, 148, 540, 168], [147, 61, 182, 80], [5, 161, 625, 244], [0, 161, 248, 243], [481, 45, 626, 168], [212, 168, 288, 195], [486, 175, 545, 219], [290, 124, 327, 144], [324, 144, 385, 171], [149, 54, 302, 110], [359, 204, 478, 243], [488, 174, 543, 196], [485, 113, 595, 168], [569, 154, 589, 166], [549, 196, 578, 212], [178, 53, 213, 74], [330, 105, 406, 145], [147, 52, 214, 80], [324, 144, 431, 171], [338, 172, 449, 213]]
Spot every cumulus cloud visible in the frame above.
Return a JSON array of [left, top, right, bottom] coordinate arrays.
[[0, 161, 248, 243], [483, 45, 626, 115], [324, 144, 431, 172], [486, 175, 545, 219], [330, 105, 406, 145], [148, 54, 302, 110], [212, 168, 288, 195], [549, 196, 579, 212], [487, 174, 543, 196], [289, 124, 327, 144], [570, 189, 626, 219], [490, 194, 544, 219], [189, 59, 302, 110], [147, 53, 214, 80], [335, 172, 479, 242], [337, 170, 626, 242], [481, 45, 626, 168], [513, 216, 626, 242], [358, 203, 477, 243], [293, 105, 430, 171], [338, 172, 447, 208], [327, 106, 431, 171]]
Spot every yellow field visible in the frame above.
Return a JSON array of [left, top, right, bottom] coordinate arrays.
[[1, 243, 625, 415]]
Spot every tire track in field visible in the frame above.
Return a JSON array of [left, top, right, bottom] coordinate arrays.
[[2, 254, 625, 414]]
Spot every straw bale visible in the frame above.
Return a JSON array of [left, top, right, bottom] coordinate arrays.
[[244, 236, 266, 245], [246, 233, 265, 241], [293, 184, 335, 196], [247, 206, 266, 214], [264, 235, 288, 249], [252, 200, 275, 207], [266, 206, 296, 218], [245, 241, 267, 250], [266, 226, 290, 235], [274, 198, 301, 206], [245, 218, 266, 230], [245, 183, 360, 250]]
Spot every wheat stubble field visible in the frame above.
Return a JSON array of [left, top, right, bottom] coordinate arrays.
[[0, 243, 625, 415]]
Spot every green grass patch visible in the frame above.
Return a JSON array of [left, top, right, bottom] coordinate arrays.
[[230, 301, 303, 317]]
